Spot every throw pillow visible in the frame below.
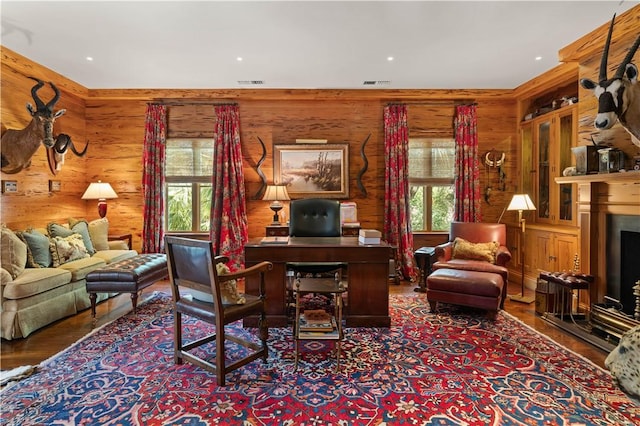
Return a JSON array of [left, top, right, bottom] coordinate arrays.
[[47, 222, 73, 239], [88, 218, 109, 251], [452, 237, 499, 264], [0, 225, 27, 279], [49, 234, 90, 267], [217, 262, 245, 305], [67, 219, 95, 255], [18, 228, 53, 268]]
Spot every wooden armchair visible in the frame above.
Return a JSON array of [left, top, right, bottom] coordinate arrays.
[[164, 236, 273, 386]]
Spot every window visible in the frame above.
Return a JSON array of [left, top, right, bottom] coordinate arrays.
[[165, 139, 213, 232], [408, 138, 455, 231]]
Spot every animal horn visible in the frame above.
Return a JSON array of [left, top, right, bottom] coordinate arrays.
[[599, 14, 616, 83], [613, 34, 640, 79], [27, 77, 46, 110], [45, 82, 60, 111]]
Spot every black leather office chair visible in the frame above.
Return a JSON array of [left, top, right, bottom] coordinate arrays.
[[287, 198, 345, 275], [289, 198, 341, 237], [286, 199, 346, 316]]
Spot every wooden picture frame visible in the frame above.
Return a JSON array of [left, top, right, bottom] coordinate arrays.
[[274, 144, 349, 199]]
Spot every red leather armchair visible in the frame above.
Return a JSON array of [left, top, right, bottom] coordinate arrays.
[[432, 222, 512, 309]]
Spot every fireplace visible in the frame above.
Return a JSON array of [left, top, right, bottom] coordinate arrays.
[[605, 215, 640, 317], [589, 215, 640, 345]]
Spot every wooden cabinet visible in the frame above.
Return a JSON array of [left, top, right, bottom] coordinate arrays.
[[531, 105, 577, 226], [526, 228, 578, 275]]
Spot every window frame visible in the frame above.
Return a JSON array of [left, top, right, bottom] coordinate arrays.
[[408, 137, 455, 232], [164, 138, 214, 233]]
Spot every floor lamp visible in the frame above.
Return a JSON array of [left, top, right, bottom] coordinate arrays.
[[507, 194, 537, 304]]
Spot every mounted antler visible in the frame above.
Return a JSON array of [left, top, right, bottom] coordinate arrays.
[[1, 77, 88, 174], [580, 14, 640, 148]]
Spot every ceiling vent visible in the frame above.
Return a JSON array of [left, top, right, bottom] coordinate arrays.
[[238, 80, 265, 85], [363, 80, 391, 86]]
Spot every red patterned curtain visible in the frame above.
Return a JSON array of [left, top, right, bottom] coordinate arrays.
[[454, 104, 482, 222], [209, 104, 248, 271], [383, 104, 417, 282], [141, 104, 166, 253]]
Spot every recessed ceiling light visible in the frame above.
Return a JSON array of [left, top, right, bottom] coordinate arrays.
[[387, 56, 394, 62], [535, 56, 542, 61], [86, 56, 93, 62], [237, 57, 243, 62]]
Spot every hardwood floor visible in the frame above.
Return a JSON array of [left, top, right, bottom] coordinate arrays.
[[0, 279, 607, 371]]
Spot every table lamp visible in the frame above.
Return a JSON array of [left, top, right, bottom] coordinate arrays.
[[262, 184, 290, 224], [506, 193, 537, 303], [82, 181, 118, 218]]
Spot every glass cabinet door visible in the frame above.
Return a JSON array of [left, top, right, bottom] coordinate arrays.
[[557, 109, 576, 223], [536, 120, 551, 222]]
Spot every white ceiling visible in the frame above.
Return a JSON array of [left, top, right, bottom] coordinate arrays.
[[1, 1, 638, 90]]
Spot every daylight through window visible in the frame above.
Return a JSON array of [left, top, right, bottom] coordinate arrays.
[[408, 138, 455, 231], [165, 139, 214, 232]]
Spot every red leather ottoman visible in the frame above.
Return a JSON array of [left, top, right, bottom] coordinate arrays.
[[86, 253, 168, 319], [426, 268, 504, 319]]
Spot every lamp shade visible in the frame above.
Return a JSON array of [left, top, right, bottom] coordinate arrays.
[[506, 194, 536, 211], [82, 181, 118, 200], [262, 185, 290, 202]]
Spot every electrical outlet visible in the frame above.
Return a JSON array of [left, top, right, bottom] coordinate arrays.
[[2, 180, 17, 193]]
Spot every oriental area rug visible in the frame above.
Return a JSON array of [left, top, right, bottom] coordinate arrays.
[[2, 292, 639, 425]]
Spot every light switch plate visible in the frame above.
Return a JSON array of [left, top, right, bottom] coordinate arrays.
[[49, 180, 61, 192], [2, 180, 17, 193]]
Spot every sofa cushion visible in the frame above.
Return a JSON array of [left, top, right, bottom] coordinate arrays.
[[1, 267, 72, 299], [68, 220, 96, 255], [0, 267, 12, 285], [57, 256, 106, 281], [1, 226, 27, 279], [88, 218, 110, 251], [49, 234, 90, 267], [452, 237, 499, 264], [92, 249, 138, 264], [17, 228, 53, 268]]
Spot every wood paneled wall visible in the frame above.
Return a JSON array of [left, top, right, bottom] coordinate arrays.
[[4, 5, 636, 251]]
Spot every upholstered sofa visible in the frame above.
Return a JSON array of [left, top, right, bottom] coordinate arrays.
[[1, 218, 137, 340]]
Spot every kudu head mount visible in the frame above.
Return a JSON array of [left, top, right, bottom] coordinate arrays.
[[580, 14, 640, 147], [1, 77, 88, 174]]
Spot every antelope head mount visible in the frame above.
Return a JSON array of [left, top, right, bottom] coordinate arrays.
[[580, 14, 640, 148], [1, 77, 88, 174]]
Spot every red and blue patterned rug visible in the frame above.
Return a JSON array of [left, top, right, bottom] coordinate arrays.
[[2, 292, 638, 425]]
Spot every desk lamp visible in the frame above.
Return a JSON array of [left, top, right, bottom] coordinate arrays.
[[262, 185, 290, 224], [507, 193, 537, 303]]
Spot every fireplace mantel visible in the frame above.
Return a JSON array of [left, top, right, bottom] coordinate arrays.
[[565, 170, 640, 306], [555, 170, 640, 184]]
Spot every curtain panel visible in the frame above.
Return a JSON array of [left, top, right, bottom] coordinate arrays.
[[383, 104, 417, 282], [141, 104, 167, 253], [209, 104, 248, 271], [454, 104, 482, 222]]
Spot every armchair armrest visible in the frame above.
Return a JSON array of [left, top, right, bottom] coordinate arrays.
[[434, 241, 453, 262], [495, 245, 512, 266]]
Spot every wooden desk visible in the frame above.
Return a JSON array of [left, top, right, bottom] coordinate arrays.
[[244, 237, 392, 328]]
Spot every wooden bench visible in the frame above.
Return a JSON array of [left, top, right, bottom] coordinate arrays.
[[86, 253, 168, 319]]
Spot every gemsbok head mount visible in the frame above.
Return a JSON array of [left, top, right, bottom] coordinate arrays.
[[580, 14, 640, 148], [1, 77, 88, 174]]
